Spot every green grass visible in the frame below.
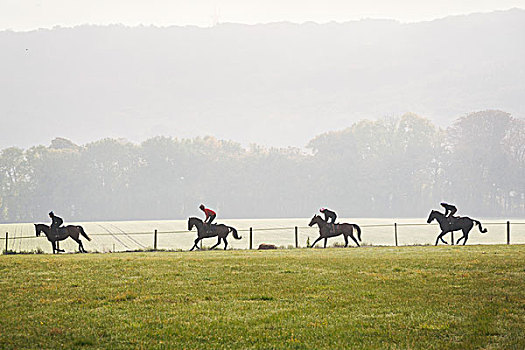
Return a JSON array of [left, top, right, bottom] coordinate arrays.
[[0, 246, 523, 349]]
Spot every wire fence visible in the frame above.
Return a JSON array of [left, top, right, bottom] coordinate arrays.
[[1, 219, 524, 254]]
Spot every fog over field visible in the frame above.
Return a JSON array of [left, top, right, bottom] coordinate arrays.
[[1, 9, 524, 149], [1, 6, 524, 222]]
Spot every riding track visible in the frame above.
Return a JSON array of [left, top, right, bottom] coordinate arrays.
[[0, 246, 523, 349]]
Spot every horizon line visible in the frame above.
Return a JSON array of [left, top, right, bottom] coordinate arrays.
[[1, 7, 523, 33]]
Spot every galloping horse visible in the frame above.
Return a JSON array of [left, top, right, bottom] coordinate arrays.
[[187, 217, 241, 251], [427, 210, 487, 246], [308, 215, 362, 248], [34, 223, 91, 253]]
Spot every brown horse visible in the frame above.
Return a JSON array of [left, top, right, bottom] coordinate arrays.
[[308, 215, 361, 248], [187, 217, 241, 251], [35, 224, 91, 253], [427, 210, 487, 245]]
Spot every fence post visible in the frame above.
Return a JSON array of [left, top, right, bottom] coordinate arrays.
[[394, 223, 398, 246], [154, 229, 158, 251], [507, 221, 510, 245], [249, 227, 253, 250], [295, 226, 298, 248], [4, 232, 7, 253]]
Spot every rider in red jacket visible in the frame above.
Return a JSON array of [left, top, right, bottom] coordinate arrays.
[[199, 204, 216, 224]]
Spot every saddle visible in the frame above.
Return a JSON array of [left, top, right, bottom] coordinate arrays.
[[447, 216, 460, 226], [52, 227, 67, 239], [205, 223, 217, 233]]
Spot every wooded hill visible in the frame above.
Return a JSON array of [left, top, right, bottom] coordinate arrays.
[[1, 9, 524, 149], [1, 110, 523, 222]]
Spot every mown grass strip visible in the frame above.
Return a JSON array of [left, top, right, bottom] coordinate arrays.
[[0, 245, 523, 349]]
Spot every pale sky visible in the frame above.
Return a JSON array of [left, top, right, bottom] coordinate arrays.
[[1, 0, 525, 30]]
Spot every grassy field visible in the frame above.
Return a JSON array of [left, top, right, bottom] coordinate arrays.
[[0, 246, 523, 349]]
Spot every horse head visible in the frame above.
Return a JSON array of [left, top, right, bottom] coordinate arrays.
[[34, 223, 47, 237], [308, 215, 322, 227], [427, 210, 439, 224], [188, 217, 203, 231]]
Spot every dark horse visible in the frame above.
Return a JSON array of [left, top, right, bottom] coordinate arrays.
[[35, 224, 91, 253], [187, 217, 241, 251], [427, 210, 487, 246], [308, 215, 362, 248]]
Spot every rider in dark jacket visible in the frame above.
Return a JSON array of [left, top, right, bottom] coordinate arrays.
[[440, 202, 457, 224], [320, 208, 337, 234], [320, 208, 337, 223], [49, 211, 63, 236]]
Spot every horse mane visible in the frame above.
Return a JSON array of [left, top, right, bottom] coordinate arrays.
[[35, 223, 50, 229], [188, 217, 203, 222]]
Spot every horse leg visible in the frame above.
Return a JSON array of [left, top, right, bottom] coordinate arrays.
[[310, 236, 323, 248], [350, 234, 360, 247], [190, 238, 201, 251], [52, 241, 57, 254], [435, 231, 447, 246], [71, 236, 84, 253], [461, 229, 471, 245], [223, 237, 228, 250], [343, 235, 349, 248], [210, 237, 221, 250], [56, 240, 65, 253], [323, 238, 327, 248]]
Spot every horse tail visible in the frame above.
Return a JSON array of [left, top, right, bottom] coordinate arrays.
[[353, 224, 362, 241], [230, 227, 242, 240], [473, 220, 487, 233], [78, 226, 91, 241]]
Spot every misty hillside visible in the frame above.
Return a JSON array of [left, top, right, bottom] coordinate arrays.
[[1, 9, 524, 149]]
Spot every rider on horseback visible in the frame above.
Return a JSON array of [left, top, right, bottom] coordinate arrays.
[[440, 202, 457, 225], [200, 204, 216, 233], [49, 211, 63, 238], [320, 208, 337, 234]]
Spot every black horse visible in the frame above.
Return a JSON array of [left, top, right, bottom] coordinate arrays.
[[308, 215, 362, 248], [427, 210, 487, 246], [187, 217, 241, 251], [35, 223, 91, 253]]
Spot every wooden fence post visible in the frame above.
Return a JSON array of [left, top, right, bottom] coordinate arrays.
[[507, 221, 510, 245], [154, 229, 158, 251], [249, 227, 253, 250], [394, 223, 398, 246], [295, 226, 298, 248], [4, 232, 7, 253]]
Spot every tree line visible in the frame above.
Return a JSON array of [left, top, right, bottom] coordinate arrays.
[[1, 110, 523, 223]]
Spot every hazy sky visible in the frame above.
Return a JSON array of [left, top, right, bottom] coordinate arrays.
[[1, 0, 525, 30]]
